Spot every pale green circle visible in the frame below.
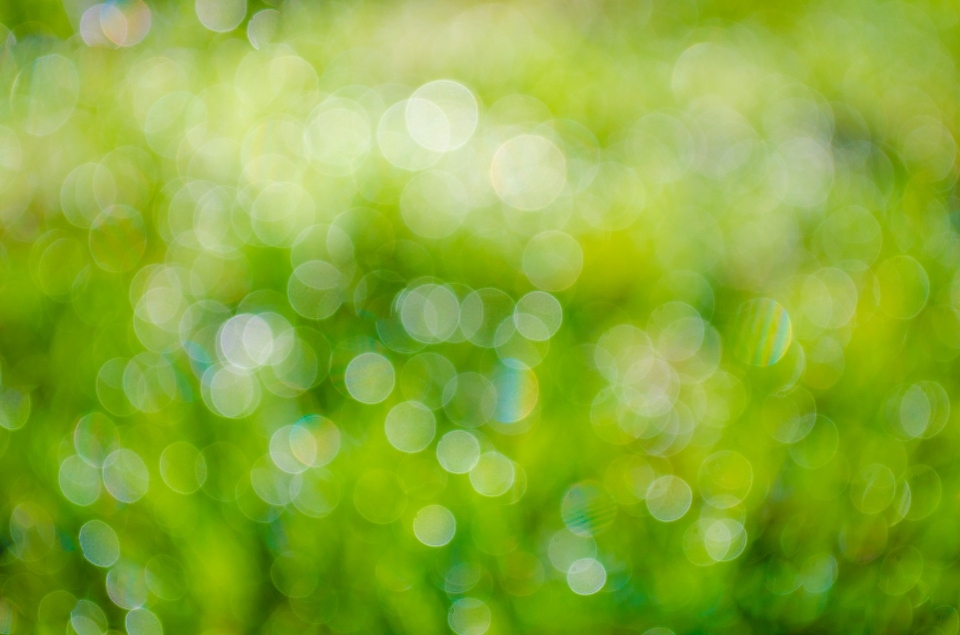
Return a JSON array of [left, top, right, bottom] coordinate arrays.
[[196, 0, 247, 32], [877, 255, 929, 319], [71, 599, 107, 635], [514, 291, 563, 341], [201, 364, 262, 419], [385, 401, 436, 453], [345, 352, 395, 404], [645, 475, 692, 522], [74, 412, 119, 467], [0, 387, 30, 431], [413, 504, 456, 547], [59, 455, 101, 506], [522, 231, 584, 292], [102, 449, 149, 503], [436, 430, 480, 474], [880, 546, 923, 595], [801, 553, 838, 594], [491, 134, 567, 210], [448, 597, 491, 635], [14, 55, 80, 136], [125, 608, 163, 635], [698, 451, 753, 509], [106, 561, 148, 609], [850, 463, 896, 514], [160, 442, 207, 494], [469, 452, 516, 497], [79, 520, 120, 568], [566, 557, 606, 595], [788, 415, 839, 469]]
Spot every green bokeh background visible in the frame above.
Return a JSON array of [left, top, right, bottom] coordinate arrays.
[[2, 0, 960, 633]]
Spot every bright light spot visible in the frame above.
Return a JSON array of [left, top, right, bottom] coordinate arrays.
[[126, 608, 163, 635], [345, 353, 395, 404], [566, 557, 606, 595], [448, 598, 491, 635], [645, 475, 692, 522], [196, 0, 246, 32], [413, 504, 456, 546], [469, 452, 515, 497], [436, 430, 480, 474], [406, 80, 479, 152], [102, 449, 149, 503], [79, 520, 120, 568]]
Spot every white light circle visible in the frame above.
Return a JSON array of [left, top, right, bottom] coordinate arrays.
[[196, 0, 246, 32], [469, 452, 515, 497], [413, 504, 456, 547], [406, 80, 479, 152], [345, 352, 395, 404], [125, 608, 163, 635], [448, 598, 491, 635], [491, 134, 566, 210], [79, 520, 120, 568], [566, 557, 606, 595], [436, 430, 481, 474], [102, 449, 149, 503], [645, 475, 692, 522]]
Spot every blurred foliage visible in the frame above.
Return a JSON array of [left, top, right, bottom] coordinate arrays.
[[2, 0, 960, 634]]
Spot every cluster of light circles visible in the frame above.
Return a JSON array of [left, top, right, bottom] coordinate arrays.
[[80, 1, 151, 48], [59, 413, 148, 506], [590, 301, 734, 452]]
